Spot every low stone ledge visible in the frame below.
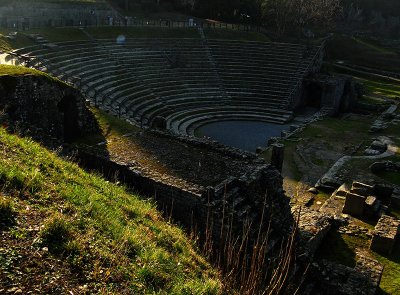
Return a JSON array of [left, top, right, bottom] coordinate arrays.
[[342, 192, 366, 216], [307, 258, 381, 295], [370, 215, 400, 254], [293, 206, 333, 256], [355, 253, 384, 290], [370, 215, 400, 255]]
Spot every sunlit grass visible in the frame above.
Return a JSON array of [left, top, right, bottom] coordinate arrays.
[[360, 78, 400, 99], [317, 228, 400, 294], [0, 64, 50, 77], [0, 127, 221, 293]]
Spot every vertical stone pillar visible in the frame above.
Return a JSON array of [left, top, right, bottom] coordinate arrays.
[[271, 143, 284, 173]]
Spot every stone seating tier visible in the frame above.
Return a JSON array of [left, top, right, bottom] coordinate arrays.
[[24, 38, 321, 135]]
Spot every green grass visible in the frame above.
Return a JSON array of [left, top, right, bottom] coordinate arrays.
[[375, 246, 400, 295], [25, 28, 89, 42], [204, 29, 269, 42], [86, 26, 200, 39], [93, 108, 139, 135], [0, 65, 68, 88], [390, 209, 400, 220], [0, 30, 36, 51], [0, 127, 221, 293], [326, 34, 400, 73], [0, 64, 51, 77], [376, 171, 400, 186], [329, 64, 400, 100], [316, 231, 362, 267], [0, 195, 15, 226], [262, 115, 372, 182], [40, 214, 74, 254], [73, 108, 139, 147], [361, 79, 400, 100], [317, 229, 400, 294], [0, 28, 88, 51], [312, 192, 330, 206]]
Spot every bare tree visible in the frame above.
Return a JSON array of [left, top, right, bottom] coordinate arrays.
[[262, 0, 342, 34]]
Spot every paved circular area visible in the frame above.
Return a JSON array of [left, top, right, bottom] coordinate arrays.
[[195, 120, 289, 151]]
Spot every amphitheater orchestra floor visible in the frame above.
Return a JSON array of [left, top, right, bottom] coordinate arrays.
[[195, 120, 290, 152]]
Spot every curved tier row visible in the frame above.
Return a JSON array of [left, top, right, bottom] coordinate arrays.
[[15, 38, 321, 135]]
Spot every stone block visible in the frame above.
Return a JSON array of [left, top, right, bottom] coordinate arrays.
[[335, 183, 350, 197], [370, 140, 387, 153], [382, 104, 397, 119], [351, 181, 373, 197], [391, 194, 400, 209], [355, 254, 384, 291], [267, 137, 278, 147], [365, 196, 377, 207], [370, 161, 400, 174], [370, 215, 400, 255], [373, 183, 394, 199], [292, 207, 333, 256], [270, 143, 284, 173], [342, 192, 366, 216], [364, 196, 380, 218]]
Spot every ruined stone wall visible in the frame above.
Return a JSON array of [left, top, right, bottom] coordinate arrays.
[[0, 74, 97, 144], [75, 149, 293, 246], [301, 75, 358, 115]]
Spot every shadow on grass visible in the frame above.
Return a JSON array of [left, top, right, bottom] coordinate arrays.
[[315, 230, 357, 267], [376, 240, 400, 264], [373, 240, 400, 294], [377, 287, 391, 295]]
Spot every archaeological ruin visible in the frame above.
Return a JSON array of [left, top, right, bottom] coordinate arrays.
[[1, 0, 399, 292]]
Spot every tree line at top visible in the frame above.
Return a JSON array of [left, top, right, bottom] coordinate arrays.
[[111, 0, 400, 35]]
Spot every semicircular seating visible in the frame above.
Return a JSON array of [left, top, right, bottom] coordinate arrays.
[[15, 37, 321, 135]]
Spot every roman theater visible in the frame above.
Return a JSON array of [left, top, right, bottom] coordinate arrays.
[[1, 0, 399, 294]]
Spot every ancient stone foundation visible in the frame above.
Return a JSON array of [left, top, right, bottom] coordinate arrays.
[[305, 254, 384, 295], [302, 75, 359, 115], [0, 74, 97, 144], [370, 215, 400, 255], [75, 148, 293, 247]]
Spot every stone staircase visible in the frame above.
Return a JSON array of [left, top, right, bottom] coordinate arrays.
[[198, 27, 231, 104]]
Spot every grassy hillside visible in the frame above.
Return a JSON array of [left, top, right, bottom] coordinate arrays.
[[0, 127, 220, 294], [0, 64, 56, 78], [326, 34, 400, 73]]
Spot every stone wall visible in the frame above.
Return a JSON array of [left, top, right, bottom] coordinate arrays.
[[302, 75, 358, 115], [75, 148, 293, 246], [0, 74, 97, 145], [304, 256, 383, 295]]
